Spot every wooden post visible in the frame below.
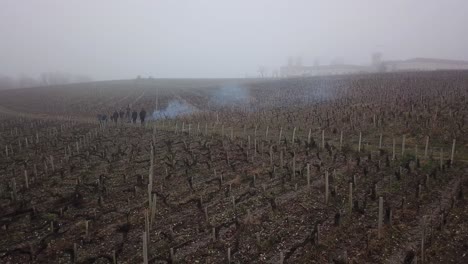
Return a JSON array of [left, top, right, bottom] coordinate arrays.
[[424, 136, 429, 158], [292, 127, 296, 144], [379, 134, 382, 149], [269, 146, 273, 166], [170, 248, 175, 262], [325, 171, 329, 204], [24, 170, 29, 189], [421, 218, 426, 263], [348, 183, 353, 211], [339, 131, 343, 151], [440, 148, 443, 169], [142, 232, 148, 264], [50, 155, 55, 172], [228, 247, 231, 263], [279, 251, 284, 264], [308, 128, 312, 145], [321, 130, 325, 149], [278, 127, 283, 144], [74, 243, 78, 263], [151, 194, 157, 226], [316, 224, 321, 245], [280, 150, 283, 167], [307, 164, 310, 188], [392, 138, 396, 160], [450, 139, 456, 165], [358, 132, 362, 152], [292, 155, 296, 180], [401, 135, 406, 155], [378, 197, 383, 239]]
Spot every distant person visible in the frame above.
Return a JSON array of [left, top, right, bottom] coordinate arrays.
[[126, 105, 131, 120], [132, 110, 138, 123], [112, 111, 119, 123], [102, 114, 108, 123], [119, 109, 125, 120], [97, 114, 102, 123], [139, 108, 147, 124]]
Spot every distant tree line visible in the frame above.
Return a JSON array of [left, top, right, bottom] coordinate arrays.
[[0, 72, 93, 90]]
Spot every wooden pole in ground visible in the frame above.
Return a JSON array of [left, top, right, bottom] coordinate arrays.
[[421, 218, 426, 263], [278, 127, 282, 144], [142, 232, 148, 264], [401, 135, 406, 155], [392, 138, 396, 160], [450, 139, 456, 165], [24, 170, 29, 189], [73, 243, 78, 262], [292, 127, 296, 144], [379, 133, 382, 149], [325, 171, 329, 204], [348, 183, 353, 211], [440, 148, 443, 169], [424, 136, 429, 158], [358, 132, 362, 152], [321, 130, 325, 149], [339, 131, 343, 151], [378, 196, 383, 239]]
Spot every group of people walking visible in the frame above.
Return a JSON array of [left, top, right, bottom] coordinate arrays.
[[97, 105, 147, 124]]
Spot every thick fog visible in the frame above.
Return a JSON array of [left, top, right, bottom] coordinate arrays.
[[1, 0, 468, 81]]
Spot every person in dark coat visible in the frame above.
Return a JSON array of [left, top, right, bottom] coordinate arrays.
[[131, 111, 138, 123], [112, 111, 119, 123], [139, 108, 147, 124], [119, 109, 125, 120]]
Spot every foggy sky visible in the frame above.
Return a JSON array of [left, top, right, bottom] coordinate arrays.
[[1, 0, 468, 80]]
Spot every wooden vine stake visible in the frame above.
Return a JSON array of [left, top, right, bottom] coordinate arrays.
[[291, 127, 296, 144], [379, 133, 382, 149], [73, 243, 78, 263], [339, 131, 343, 151], [450, 139, 456, 165], [424, 136, 429, 158], [321, 130, 325, 149], [150, 194, 157, 227], [401, 135, 406, 155], [420, 217, 426, 263], [440, 148, 443, 169], [170, 248, 175, 263], [358, 132, 362, 152], [278, 127, 283, 144], [24, 170, 29, 189], [325, 171, 329, 204], [142, 231, 148, 264], [378, 196, 383, 239]]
